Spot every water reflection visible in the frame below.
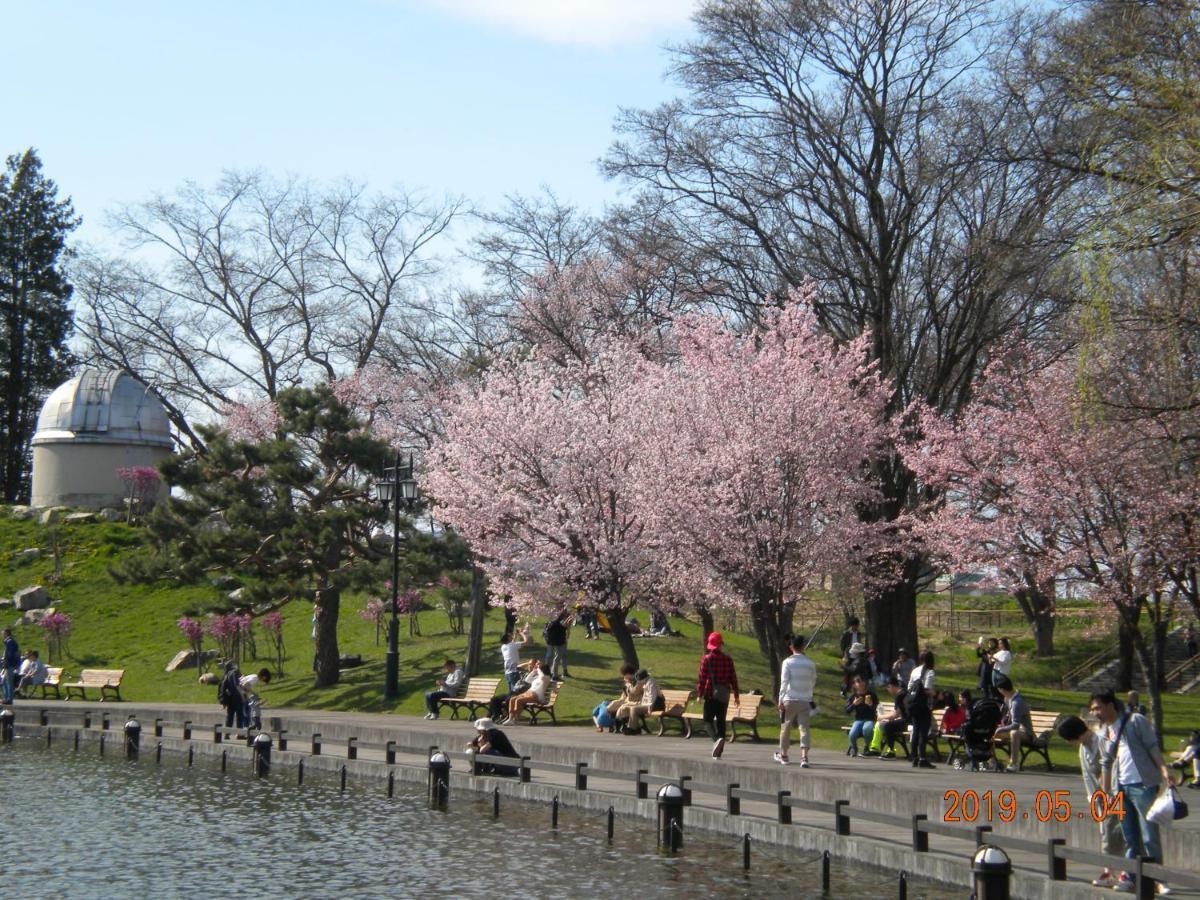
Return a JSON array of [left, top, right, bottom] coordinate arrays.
[[0, 739, 959, 898]]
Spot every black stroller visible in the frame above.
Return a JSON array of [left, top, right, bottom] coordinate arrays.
[[953, 698, 1003, 771]]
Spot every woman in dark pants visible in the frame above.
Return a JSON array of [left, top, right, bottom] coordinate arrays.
[[907, 649, 937, 768], [695, 631, 739, 759]]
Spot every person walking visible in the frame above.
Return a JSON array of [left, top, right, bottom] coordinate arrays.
[[542, 609, 572, 679], [775, 633, 816, 767], [1, 628, 19, 705], [1092, 689, 1175, 893], [218, 662, 245, 728], [1057, 715, 1126, 888], [696, 631, 739, 759]]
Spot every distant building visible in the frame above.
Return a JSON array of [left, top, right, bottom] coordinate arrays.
[[30, 369, 173, 509]]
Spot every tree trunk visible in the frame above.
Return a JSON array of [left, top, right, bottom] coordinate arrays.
[[1130, 626, 1165, 747], [696, 603, 715, 641], [747, 587, 795, 699], [464, 565, 487, 677], [1117, 611, 1139, 692], [313, 587, 341, 687], [605, 606, 640, 669], [1014, 578, 1056, 658], [864, 556, 921, 668]]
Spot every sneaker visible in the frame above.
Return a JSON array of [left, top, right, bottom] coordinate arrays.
[[1092, 871, 1117, 888], [1113, 874, 1135, 893], [1005, 765, 1021, 773], [799, 759, 810, 768], [712, 738, 725, 759], [881, 750, 895, 759], [773, 752, 789, 766], [1156, 884, 1171, 896], [918, 760, 936, 769], [423, 712, 435, 720], [862, 749, 881, 757], [849, 747, 859, 758]]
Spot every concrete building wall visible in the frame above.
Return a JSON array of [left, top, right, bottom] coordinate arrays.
[[31, 442, 170, 510]]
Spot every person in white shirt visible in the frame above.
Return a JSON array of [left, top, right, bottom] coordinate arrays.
[[238, 668, 272, 730], [989, 637, 1013, 690], [15, 650, 47, 698], [507, 658, 552, 723], [500, 625, 529, 691], [775, 634, 817, 767], [424, 659, 466, 719]]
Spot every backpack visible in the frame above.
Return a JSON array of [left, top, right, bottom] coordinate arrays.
[[218, 668, 240, 705]]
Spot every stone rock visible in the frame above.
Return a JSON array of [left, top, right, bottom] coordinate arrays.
[[165, 648, 218, 672], [228, 587, 247, 603], [9, 505, 36, 520], [13, 585, 51, 611], [0, 599, 11, 609], [198, 672, 219, 685], [39, 506, 70, 525], [211, 575, 241, 591], [22, 607, 54, 625], [13, 548, 41, 563], [98, 508, 124, 522], [64, 512, 97, 524]]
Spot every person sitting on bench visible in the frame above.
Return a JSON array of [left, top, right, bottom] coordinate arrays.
[[994, 676, 1032, 772], [15, 650, 47, 698]]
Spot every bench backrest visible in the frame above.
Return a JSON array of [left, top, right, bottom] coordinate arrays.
[[658, 689, 692, 715], [78, 668, 125, 685], [540, 683, 561, 706], [44, 667, 64, 684], [1028, 710, 1061, 737], [876, 701, 896, 719], [730, 694, 763, 719], [461, 677, 500, 700]]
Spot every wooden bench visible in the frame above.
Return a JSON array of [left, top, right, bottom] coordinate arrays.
[[991, 709, 1061, 771], [38, 667, 64, 699], [439, 677, 500, 720], [514, 682, 561, 725], [63, 668, 126, 701], [839, 701, 914, 757], [648, 689, 693, 736], [682, 693, 764, 742]]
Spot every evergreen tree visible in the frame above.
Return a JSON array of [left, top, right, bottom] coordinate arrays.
[[0, 148, 78, 502], [131, 385, 394, 687]]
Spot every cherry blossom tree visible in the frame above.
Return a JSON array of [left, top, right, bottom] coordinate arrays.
[[427, 338, 659, 668], [634, 296, 894, 691], [908, 352, 1198, 735]]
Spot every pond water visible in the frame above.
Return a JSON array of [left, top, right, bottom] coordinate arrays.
[[0, 737, 960, 898]]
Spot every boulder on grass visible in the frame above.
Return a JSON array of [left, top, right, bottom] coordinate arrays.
[[9, 506, 36, 520], [98, 508, 123, 522], [13, 548, 41, 564], [64, 512, 97, 524], [39, 507, 70, 525], [165, 648, 218, 672], [22, 607, 54, 625], [13, 585, 51, 611]]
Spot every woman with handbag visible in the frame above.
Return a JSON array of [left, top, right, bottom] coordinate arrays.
[[696, 631, 739, 759]]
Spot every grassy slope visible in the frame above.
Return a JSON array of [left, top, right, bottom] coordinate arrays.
[[3, 511, 1196, 767]]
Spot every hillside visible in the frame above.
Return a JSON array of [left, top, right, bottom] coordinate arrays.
[[3, 508, 1196, 765]]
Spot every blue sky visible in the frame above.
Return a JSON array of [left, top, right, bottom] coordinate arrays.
[[3, 0, 696, 250]]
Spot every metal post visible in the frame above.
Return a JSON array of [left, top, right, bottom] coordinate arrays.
[[340, 765, 347, 791], [187, 745, 194, 766], [102, 712, 111, 730], [124, 717, 140, 759], [40, 708, 48, 726], [347, 736, 358, 760], [912, 814, 929, 852], [156, 742, 162, 764], [0, 709, 13, 743], [99, 733, 105, 756], [278, 731, 288, 752], [46, 726, 51, 748], [221, 750, 227, 772], [182, 720, 191, 741], [656, 784, 685, 852], [777, 790, 792, 825], [383, 452, 411, 703], [636, 768, 648, 799], [312, 733, 321, 755], [387, 771, 395, 797], [575, 762, 588, 790], [678, 775, 693, 806], [297, 759, 304, 784], [520, 756, 531, 783], [1047, 839, 1066, 881], [552, 795, 559, 829], [821, 851, 830, 893], [1136, 857, 1154, 900], [154, 718, 163, 738], [727, 783, 741, 816], [428, 750, 450, 808], [84, 711, 92, 729], [898, 871, 908, 900], [742, 833, 750, 871], [74, 729, 79, 751], [213, 723, 223, 745], [253, 733, 271, 778], [386, 740, 397, 765], [972, 846, 1012, 900], [607, 806, 615, 842], [493, 787, 500, 817], [834, 799, 850, 836]]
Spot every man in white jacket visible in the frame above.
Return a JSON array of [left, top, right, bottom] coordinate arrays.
[[775, 634, 817, 767]]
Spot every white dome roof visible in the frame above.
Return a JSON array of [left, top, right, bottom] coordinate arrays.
[[32, 369, 173, 447]]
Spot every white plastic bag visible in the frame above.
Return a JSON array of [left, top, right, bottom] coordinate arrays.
[[1146, 786, 1185, 825]]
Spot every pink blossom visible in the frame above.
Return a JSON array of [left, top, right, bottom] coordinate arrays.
[[176, 616, 204, 644]]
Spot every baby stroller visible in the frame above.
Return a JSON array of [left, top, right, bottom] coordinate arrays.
[[953, 698, 1003, 771]]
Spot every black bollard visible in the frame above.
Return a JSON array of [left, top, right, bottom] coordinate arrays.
[[74, 729, 79, 751], [387, 771, 395, 797], [428, 751, 450, 809], [821, 851, 830, 893], [297, 759, 304, 785], [99, 733, 105, 756], [221, 750, 227, 772], [340, 765, 347, 792], [493, 787, 500, 817], [188, 745, 194, 767], [552, 795, 559, 830], [182, 720, 191, 741], [311, 733, 321, 756], [154, 718, 164, 738], [898, 871, 908, 900], [46, 727, 52, 748], [656, 783, 685, 852], [607, 806, 614, 842], [252, 732, 272, 778], [347, 736, 358, 760], [124, 717, 141, 759], [156, 742, 162, 764], [213, 723, 223, 745], [743, 833, 751, 871], [385, 740, 397, 765], [40, 708, 48, 726], [972, 846, 1012, 900], [102, 712, 111, 731], [575, 762, 588, 791], [0, 708, 13, 743], [84, 711, 92, 729]]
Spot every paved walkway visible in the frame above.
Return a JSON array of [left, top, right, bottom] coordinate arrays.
[[12, 699, 1200, 897]]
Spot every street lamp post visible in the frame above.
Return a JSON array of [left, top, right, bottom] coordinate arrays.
[[376, 452, 419, 702]]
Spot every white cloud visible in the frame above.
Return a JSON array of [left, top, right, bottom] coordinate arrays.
[[426, 0, 696, 47]]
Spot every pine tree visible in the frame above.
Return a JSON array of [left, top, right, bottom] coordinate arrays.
[[0, 149, 79, 502]]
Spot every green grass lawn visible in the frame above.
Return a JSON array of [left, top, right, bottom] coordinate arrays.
[[3, 509, 1197, 768]]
